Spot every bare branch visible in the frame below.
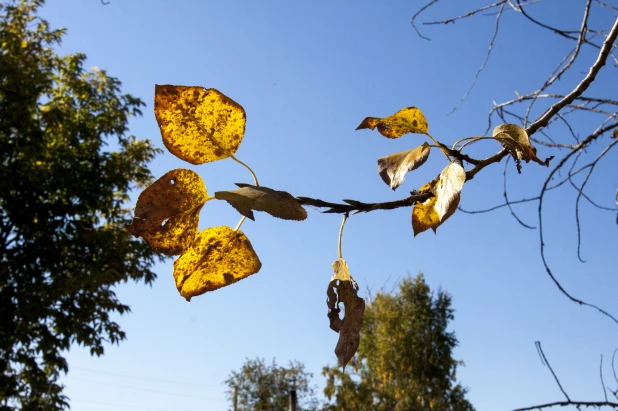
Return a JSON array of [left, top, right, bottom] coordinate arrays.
[[535, 342, 571, 402], [410, 0, 440, 40], [512, 401, 618, 411]]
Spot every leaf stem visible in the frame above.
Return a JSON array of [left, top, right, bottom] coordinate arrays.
[[458, 136, 497, 152], [234, 216, 246, 232], [338, 212, 349, 259], [425, 133, 451, 161], [230, 155, 259, 186], [451, 136, 490, 150]]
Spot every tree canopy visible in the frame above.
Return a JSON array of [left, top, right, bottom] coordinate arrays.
[[0, 0, 160, 408]]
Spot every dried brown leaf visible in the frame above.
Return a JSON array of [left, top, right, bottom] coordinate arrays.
[[326, 259, 365, 368], [378, 142, 431, 190], [215, 184, 307, 221], [356, 107, 429, 138], [127, 169, 207, 255], [493, 124, 553, 172]]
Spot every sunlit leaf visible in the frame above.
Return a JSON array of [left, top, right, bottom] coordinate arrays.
[[154, 85, 246, 164], [378, 142, 431, 190], [215, 184, 307, 221], [493, 124, 553, 172], [434, 162, 465, 221], [173, 226, 261, 301], [127, 169, 207, 255], [356, 107, 428, 138], [412, 195, 459, 236], [326, 258, 365, 368]]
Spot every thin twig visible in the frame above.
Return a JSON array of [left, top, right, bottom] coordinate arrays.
[[535, 342, 571, 402]]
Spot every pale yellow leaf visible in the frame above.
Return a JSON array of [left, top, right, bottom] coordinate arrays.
[[127, 169, 207, 255], [377, 142, 431, 190], [215, 184, 307, 221], [434, 162, 465, 221], [411, 195, 460, 236], [173, 226, 261, 301], [154, 85, 246, 164], [356, 107, 428, 138]]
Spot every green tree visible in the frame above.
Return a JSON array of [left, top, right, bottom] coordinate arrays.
[[322, 274, 474, 411], [0, 0, 161, 408], [224, 358, 318, 411]]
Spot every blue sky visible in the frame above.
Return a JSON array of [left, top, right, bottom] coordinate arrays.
[[39, 1, 618, 410]]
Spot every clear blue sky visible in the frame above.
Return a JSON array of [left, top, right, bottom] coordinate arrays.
[[40, 1, 618, 410]]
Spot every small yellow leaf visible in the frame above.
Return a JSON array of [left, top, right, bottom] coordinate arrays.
[[127, 169, 207, 255], [377, 142, 431, 190], [326, 258, 365, 368], [434, 162, 465, 221], [215, 184, 307, 221], [412, 195, 460, 236], [154, 85, 246, 165], [173, 226, 261, 301], [356, 107, 428, 138], [493, 124, 553, 172]]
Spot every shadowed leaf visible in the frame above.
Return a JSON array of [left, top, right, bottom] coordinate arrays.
[[173, 226, 261, 301], [327, 258, 365, 368], [127, 169, 207, 255], [378, 142, 431, 190], [493, 124, 553, 172], [154, 85, 246, 164], [215, 184, 307, 221], [412, 175, 460, 237], [434, 162, 465, 221], [356, 107, 428, 138]]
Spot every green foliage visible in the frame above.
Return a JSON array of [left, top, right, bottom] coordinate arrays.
[[224, 358, 318, 411], [0, 0, 161, 408], [322, 274, 474, 411]]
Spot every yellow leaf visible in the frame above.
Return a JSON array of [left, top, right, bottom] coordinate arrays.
[[493, 124, 553, 172], [356, 107, 428, 138], [215, 184, 307, 221], [434, 162, 465, 221], [326, 258, 365, 368], [154, 85, 246, 165], [127, 169, 207, 255], [377, 142, 431, 190], [173, 226, 261, 301], [411, 175, 460, 236]]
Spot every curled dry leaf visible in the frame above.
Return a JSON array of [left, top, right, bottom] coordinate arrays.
[[215, 184, 307, 221], [127, 169, 207, 255], [326, 258, 365, 368], [434, 162, 465, 221], [173, 226, 261, 301], [154, 85, 246, 165], [492, 124, 553, 172], [378, 142, 431, 190], [356, 107, 428, 138], [612, 128, 618, 139]]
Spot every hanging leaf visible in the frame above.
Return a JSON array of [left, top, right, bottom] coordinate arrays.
[[377, 142, 431, 190], [215, 184, 307, 221], [127, 169, 207, 255], [493, 124, 553, 172], [434, 162, 465, 221], [154, 85, 246, 165], [412, 195, 460, 236], [612, 129, 618, 139], [356, 107, 428, 138], [173, 226, 261, 301], [326, 258, 365, 368]]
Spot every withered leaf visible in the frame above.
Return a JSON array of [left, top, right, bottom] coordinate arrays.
[[215, 184, 307, 221], [493, 124, 553, 172], [326, 258, 365, 368], [173, 226, 261, 301], [127, 169, 207, 255], [612, 129, 618, 139], [412, 194, 460, 236], [378, 142, 431, 190], [434, 162, 465, 221], [154, 85, 246, 165], [356, 107, 428, 138]]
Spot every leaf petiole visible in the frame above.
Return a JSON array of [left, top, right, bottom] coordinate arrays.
[[338, 212, 349, 259], [230, 155, 259, 186], [234, 216, 247, 232]]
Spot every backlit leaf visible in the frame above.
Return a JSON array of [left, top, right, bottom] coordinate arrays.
[[412, 195, 460, 236], [154, 85, 246, 164], [173, 226, 261, 301], [326, 258, 365, 368], [378, 142, 431, 190], [356, 107, 428, 138], [215, 184, 307, 221], [127, 169, 207, 255], [493, 124, 553, 172], [434, 162, 465, 221]]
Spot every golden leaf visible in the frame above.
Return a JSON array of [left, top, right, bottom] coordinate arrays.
[[356, 107, 428, 138], [412, 195, 460, 236], [377, 142, 431, 190], [434, 162, 465, 221], [154, 85, 246, 165], [326, 258, 365, 368], [215, 184, 307, 221], [493, 124, 553, 172], [127, 169, 207, 255], [173, 226, 261, 301]]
